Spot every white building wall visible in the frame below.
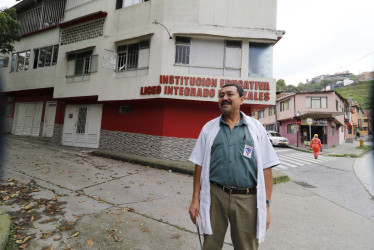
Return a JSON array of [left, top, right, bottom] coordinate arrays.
[[4, 0, 281, 106], [1, 29, 60, 92]]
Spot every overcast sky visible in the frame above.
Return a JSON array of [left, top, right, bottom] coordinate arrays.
[[2, 0, 373, 86]]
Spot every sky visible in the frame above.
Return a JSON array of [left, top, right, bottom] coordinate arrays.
[[1, 0, 373, 86]]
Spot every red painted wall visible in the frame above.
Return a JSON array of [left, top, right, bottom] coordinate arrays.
[[101, 99, 253, 139], [101, 100, 164, 135]]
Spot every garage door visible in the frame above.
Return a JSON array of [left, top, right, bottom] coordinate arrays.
[[13, 102, 43, 136]]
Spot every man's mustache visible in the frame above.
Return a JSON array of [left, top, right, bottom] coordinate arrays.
[[220, 100, 232, 106]]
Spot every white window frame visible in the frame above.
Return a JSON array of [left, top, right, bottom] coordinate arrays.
[[174, 37, 242, 77], [280, 99, 290, 112], [116, 40, 150, 72], [306, 97, 327, 109], [33, 44, 59, 69], [175, 37, 191, 65], [10, 50, 31, 72], [268, 107, 275, 116], [66, 50, 98, 82], [258, 110, 265, 119], [287, 124, 297, 134]]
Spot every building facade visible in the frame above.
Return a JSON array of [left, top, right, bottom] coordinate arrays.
[[255, 91, 349, 148], [1, 0, 283, 162]]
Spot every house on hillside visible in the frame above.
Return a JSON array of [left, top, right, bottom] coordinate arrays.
[[1, 0, 284, 162], [253, 91, 349, 148], [359, 71, 374, 81]]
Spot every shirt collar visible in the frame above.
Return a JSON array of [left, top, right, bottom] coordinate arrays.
[[220, 112, 247, 126]]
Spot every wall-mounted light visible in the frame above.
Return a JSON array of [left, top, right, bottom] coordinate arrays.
[[152, 19, 172, 39]]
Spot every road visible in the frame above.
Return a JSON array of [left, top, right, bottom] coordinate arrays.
[[1, 137, 373, 249]]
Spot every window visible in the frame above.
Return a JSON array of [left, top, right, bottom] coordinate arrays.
[[266, 124, 275, 131], [175, 37, 242, 77], [66, 50, 98, 76], [10, 50, 31, 72], [306, 97, 327, 109], [249, 43, 273, 78], [33, 45, 59, 68], [0, 57, 9, 68], [268, 107, 275, 116], [280, 99, 290, 112], [287, 124, 297, 134], [119, 106, 131, 114], [175, 37, 191, 65], [116, 0, 149, 9], [258, 110, 265, 119], [5, 104, 14, 117], [336, 100, 338, 111], [117, 40, 150, 71]]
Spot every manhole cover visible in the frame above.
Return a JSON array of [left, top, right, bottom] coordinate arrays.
[[293, 181, 316, 188]]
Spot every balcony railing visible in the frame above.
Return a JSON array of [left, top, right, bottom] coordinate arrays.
[[18, 0, 66, 36]]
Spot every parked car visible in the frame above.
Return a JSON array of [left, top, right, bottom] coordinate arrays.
[[266, 131, 289, 147]]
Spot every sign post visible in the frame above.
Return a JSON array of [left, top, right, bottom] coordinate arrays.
[[306, 118, 313, 141]]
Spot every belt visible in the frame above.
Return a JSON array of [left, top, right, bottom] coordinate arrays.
[[210, 181, 256, 195]]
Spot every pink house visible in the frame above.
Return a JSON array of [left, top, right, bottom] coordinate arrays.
[[254, 91, 348, 148]]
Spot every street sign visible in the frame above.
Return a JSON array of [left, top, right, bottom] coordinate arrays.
[[306, 118, 313, 125]]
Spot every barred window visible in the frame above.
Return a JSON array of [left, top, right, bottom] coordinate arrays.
[[266, 124, 275, 131], [66, 50, 98, 76], [175, 37, 191, 65], [117, 40, 149, 71]]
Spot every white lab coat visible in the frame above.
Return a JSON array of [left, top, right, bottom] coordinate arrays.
[[189, 111, 280, 243]]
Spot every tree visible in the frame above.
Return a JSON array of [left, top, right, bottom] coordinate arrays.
[[276, 79, 286, 92], [0, 8, 21, 54]]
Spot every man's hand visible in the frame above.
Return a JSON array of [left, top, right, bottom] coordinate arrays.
[[189, 200, 200, 224], [266, 206, 271, 230]]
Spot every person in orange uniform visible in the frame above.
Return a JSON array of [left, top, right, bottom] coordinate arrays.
[[310, 134, 322, 159]]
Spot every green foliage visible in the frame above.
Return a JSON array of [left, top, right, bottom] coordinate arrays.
[[0, 8, 21, 54], [5, 223, 15, 250], [273, 175, 290, 184], [276, 79, 286, 92], [335, 81, 373, 109]]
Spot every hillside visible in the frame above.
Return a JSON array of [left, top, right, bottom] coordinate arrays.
[[335, 81, 373, 109]]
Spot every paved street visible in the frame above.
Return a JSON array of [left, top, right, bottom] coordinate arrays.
[[272, 148, 338, 171], [1, 137, 374, 249]]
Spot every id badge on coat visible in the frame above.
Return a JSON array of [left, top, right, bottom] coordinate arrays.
[[243, 145, 253, 159]]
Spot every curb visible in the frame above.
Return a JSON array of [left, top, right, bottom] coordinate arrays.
[[91, 150, 289, 183], [0, 209, 11, 250]]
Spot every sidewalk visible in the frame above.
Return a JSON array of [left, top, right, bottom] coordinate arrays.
[[290, 140, 371, 157]]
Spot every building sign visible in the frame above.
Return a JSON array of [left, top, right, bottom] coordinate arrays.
[[140, 75, 272, 102], [301, 118, 328, 126]]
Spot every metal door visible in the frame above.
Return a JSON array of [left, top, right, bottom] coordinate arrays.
[[62, 104, 102, 148]]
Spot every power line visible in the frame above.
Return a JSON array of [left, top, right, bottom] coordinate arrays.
[[338, 51, 374, 70]]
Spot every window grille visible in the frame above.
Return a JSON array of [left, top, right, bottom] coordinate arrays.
[[175, 37, 191, 65], [76, 107, 87, 134], [116, 40, 149, 71], [119, 106, 131, 114]]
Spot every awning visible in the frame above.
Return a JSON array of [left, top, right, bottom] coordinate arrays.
[[345, 121, 352, 129]]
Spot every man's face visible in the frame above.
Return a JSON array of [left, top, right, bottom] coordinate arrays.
[[218, 86, 244, 116]]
